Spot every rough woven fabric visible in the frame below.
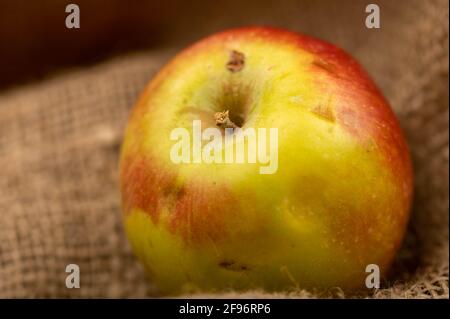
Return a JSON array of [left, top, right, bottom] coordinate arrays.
[[0, 0, 448, 298]]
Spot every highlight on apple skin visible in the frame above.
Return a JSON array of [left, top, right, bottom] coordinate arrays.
[[119, 26, 413, 295]]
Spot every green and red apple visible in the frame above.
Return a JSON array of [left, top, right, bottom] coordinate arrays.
[[120, 27, 413, 295]]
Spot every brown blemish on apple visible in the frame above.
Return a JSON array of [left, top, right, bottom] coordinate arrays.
[[312, 58, 339, 77], [218, 260, 249, 271], [311, 102, 336, 123], [226, 50, 245, 72], [162, 183, 186, 212]]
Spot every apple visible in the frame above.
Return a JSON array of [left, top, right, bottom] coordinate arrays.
[[120, 26, 413, 295]]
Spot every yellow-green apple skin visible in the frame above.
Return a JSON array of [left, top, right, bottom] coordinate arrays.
[[120, 27, 413, 295]]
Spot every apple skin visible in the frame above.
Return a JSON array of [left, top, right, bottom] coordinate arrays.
[[120, 26, 413, 295]]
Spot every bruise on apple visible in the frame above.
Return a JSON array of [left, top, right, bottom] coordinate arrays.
[[218, 260, 250, 271], [226, 50, 245, 72], [120, 155, 177, 224], [311, 99, 336, 123], [121, 154, 239, 245], [312, 58, 340, 78]]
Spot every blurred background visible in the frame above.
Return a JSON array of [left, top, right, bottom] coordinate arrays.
[[0, 0, 423, 92]]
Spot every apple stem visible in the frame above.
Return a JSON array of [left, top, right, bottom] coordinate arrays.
[[214, 110, 239, 129]]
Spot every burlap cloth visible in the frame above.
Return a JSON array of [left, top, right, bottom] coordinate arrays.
[[0, 0, 448, 298]]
